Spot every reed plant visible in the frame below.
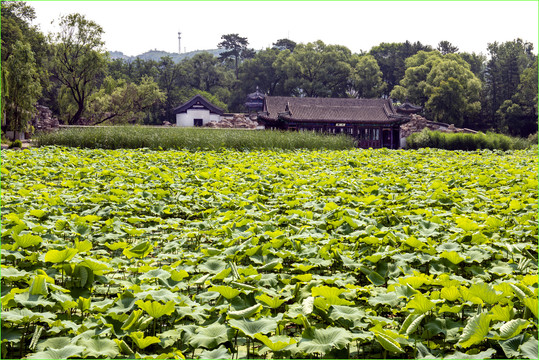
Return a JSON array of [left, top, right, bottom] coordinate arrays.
[[406, 128, 533, 151], [36, 126, 357, 151]]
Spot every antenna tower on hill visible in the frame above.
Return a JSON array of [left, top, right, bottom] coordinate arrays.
[[178, 31, 182, 54]]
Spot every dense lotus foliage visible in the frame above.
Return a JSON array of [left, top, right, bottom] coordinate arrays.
[[1, 146, 538, 359]]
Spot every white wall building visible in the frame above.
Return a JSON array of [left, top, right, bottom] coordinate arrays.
[[173, 95, 224, 127]]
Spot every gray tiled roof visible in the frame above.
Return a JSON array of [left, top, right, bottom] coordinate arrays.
[[262, 96, 403, 124]]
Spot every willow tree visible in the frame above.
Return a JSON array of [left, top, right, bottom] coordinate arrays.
[[50, 13, 106, 124], [2, 41, 42, 136]]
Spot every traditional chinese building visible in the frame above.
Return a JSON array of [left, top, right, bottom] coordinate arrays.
[[173, 94, 224, 127], [244, 87, 265, 113], [257, 96, 414, 149]]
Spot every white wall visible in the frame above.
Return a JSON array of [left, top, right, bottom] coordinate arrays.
[[176, 109, 221, 127]]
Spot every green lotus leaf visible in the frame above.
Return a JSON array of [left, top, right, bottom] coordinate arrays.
[[208, 285, 241, 300], [368, 292, 400, 307], [311, 285, 346, 298], [523, 298, 538, 318], [438, 304, 464, 314], [13, 233, 42, 249], [27, 276, 49, 296], [227, 303, 262, 319], [114, 339, 134, 356], [255, 334, 297, 352], [44, 248, 78, 263], [198, 258, 227, 274], [492, 319, 531, 340], [440, 251, 465, 265], [1, 308, 56, 324], [458, 313, 491, 348], [80, 258, 111, 273], [212, 267, 232, 280], [135, 299, 175, 318], [123, 241, 153, 259], [405, 293, 435, 314], [455, 217, 479, 232], [82, 338, 119, 358], [189, 323, 232, 349], [1, 266, 30, 281], [468, 282, 502, 304], [399, 313, 424, 335], [139, 269, 172, 281], [14, 292, 55, 309], [72, 223, 91, 236], [418, 220, 440, 236], [374, 333, 405, 354], [29, 209, 47, 218], [498, 334, 527, 358], [74, 239, 92, 253], [198, 345, 231, 359], [404, 236, 426, 248], [170, 269, 189, 281], [328, 305, 365, 322], [27, 345, 85, 359], [488, 304, 513, 322], [129, 331, 161, 349], [176, 304, 211, 323], [519, 337, 539, 360], [121, 309, 144, 331], [228, 318, 277, 338], [105, 241, 129, 251], [35, 337, 72, 351], [297, 327, 352, 355], [440, 286, 460, 301], [256, 294, 285, 309], [444, 349, 496, 359]]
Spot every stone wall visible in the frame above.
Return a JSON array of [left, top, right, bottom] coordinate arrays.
[[30, 105, 59, 132], [205, 114, 259, 129], [400, 114, 477, 138]]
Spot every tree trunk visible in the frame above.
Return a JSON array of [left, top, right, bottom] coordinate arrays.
[[69, 101, 85, 125]]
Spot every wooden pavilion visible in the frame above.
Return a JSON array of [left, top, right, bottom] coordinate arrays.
[[257, 97, 415, 149]]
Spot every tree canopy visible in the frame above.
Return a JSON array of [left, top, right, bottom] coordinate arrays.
[[50, 13, 107, 124]]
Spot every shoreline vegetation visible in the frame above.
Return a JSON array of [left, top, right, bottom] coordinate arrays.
[[34, 127, 536, 152]]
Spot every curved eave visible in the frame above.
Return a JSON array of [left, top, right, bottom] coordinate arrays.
[[280, 116, 410, 126]]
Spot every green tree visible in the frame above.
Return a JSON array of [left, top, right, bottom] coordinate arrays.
[[369, 41, 432, 96], [218, 34, 254, 79], [185, 52, 223, 92], [279, 40, 352, 97], [156, 56, 186, 121], [50, 13, 107, 124], [484, 39, 536, 120], [425, 59, 482, 126], [86, 76, 165, 125], [459, 52, 486, 81], [1, 1, 50, 128], [496, 60, 538, 136], [391, 51, 482, 127], [273, 38, 297, 52], [2, 41, 42, 135], [437, 40, 459, 55], [238, 48, 290, 97], [350, 54, 385, 98]]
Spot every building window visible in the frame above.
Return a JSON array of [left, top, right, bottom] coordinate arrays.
[[194, 119, 203, 127]]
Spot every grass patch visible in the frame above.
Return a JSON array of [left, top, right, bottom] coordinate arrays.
[[406, 129, 533, 151], [35, 126, 357, 151]]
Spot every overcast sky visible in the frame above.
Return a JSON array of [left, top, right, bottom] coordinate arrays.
[[29, 1, 538, 56]]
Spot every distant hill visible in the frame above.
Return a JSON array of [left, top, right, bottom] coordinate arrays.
[[109, 49, 225, 63]]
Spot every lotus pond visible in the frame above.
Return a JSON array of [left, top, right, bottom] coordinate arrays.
[[1, 146, 538, 359]]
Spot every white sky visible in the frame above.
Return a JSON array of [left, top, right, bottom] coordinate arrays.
[[28, 1, 538, 56]]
